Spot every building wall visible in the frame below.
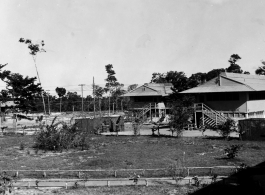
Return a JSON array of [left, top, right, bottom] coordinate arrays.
[[247, 100, 265, 112], [197, 92, 248, 113]]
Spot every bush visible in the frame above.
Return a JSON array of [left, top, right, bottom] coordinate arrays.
[[217, 118, 237, 139], [34, 117, 88, 151], [224, 144, 242, 159]]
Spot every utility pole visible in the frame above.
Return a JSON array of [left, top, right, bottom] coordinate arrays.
[[93, 77, 96, 118], [78, 84, 85, 115], [46, 90, 51, 115]]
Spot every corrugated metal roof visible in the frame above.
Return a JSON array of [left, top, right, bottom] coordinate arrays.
[[181, 85, 251, 93], [181, 73, 265, 94], [124, 83, 173, 97]]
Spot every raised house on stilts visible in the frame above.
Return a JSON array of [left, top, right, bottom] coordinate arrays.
[[123, 83, 173, 122], [180, 72, 265, 128]]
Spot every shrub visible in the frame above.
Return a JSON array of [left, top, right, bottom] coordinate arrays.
[[224, 144, 242, 159], [34, 117, 88, 151], [217, 118, 237, 139], [168, 96, 195, 137]]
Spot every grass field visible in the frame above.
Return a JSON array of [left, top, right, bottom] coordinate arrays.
[[12, 185, 196, 195], [1, 134, 265, 178]]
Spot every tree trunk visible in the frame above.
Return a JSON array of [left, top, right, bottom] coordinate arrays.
[[60, 97, 62, 113]]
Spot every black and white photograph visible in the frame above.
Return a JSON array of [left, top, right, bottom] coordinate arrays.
[[0, 0, 265, 194]]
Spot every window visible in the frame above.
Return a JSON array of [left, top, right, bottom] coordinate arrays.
[[206, 93, 239, 101], [249, 91, 265, 100], [134, 96, 159, 102]]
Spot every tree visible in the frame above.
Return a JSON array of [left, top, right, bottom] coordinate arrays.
[[217, 118, 238, 140], [93, 85, 105, 114], [127, 84, 138, 92], [19, 38, 47, 114], [56, 87, 66, 113], [205, 69, 225, 81], [64, 91, 82, 112], [226, 54, 243, 73], [105, 64, 124, 114], [255, 61, 265, 75], [151, 71, 188, 93], [168, 96, 195, 137], [4, 73, 43, 113], [187, 72, 207, 89], [150, 73, 167, 83]]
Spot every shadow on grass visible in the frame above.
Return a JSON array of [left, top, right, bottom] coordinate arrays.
[[203, 136, 240, 141], [189, 161, 265, 195]]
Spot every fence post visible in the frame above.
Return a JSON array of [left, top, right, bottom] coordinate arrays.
[[107, 180, 110, 187], [16, 171, 19, 177], [145, 179, 148, 186], [187, 168, 189, 177], [43, 171, 46, 178], [114, 170, 117, 178], [65, 182, 68, 189], [78, 171, 81, 178]]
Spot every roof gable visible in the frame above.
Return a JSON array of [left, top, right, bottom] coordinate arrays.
[[124, 83, 173, 97], [181, 73, 265, 94]]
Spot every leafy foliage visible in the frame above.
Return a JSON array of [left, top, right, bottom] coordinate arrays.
[[127, 84, 138, 92], [255, 61, 265, 75], [168, 96, 195, 137], [226, 54, 243, 73], [224, 144, 242, 159], [56, 87, 66, 112], [0, 66, 43, 113], [19, 38, 46, 55], [105, 64, 124, 111], [217, 118, 238, 139], [55, 87, 66, 98], [34, 117, 88, 151], [151, 71, 188, 93]]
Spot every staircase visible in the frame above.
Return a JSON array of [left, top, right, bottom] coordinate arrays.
[[195, 103, 227, 128], [135, 103, 152, 123]]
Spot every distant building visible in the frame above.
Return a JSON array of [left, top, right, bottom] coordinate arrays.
[[123, 83, 173, 119], [181, 72, 265, 127]]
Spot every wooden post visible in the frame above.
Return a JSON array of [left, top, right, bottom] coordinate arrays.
[[107, 180, 110, 187], [155, 103, 157, 119], [114, 170, 117, 178], [194, 111, 197, 129], [150, 103, 152, 122]]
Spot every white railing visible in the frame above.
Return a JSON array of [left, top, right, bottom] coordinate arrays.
[[248, 110, 265, 118]]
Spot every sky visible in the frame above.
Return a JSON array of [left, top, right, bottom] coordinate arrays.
[[0, 0, 265, 96]]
